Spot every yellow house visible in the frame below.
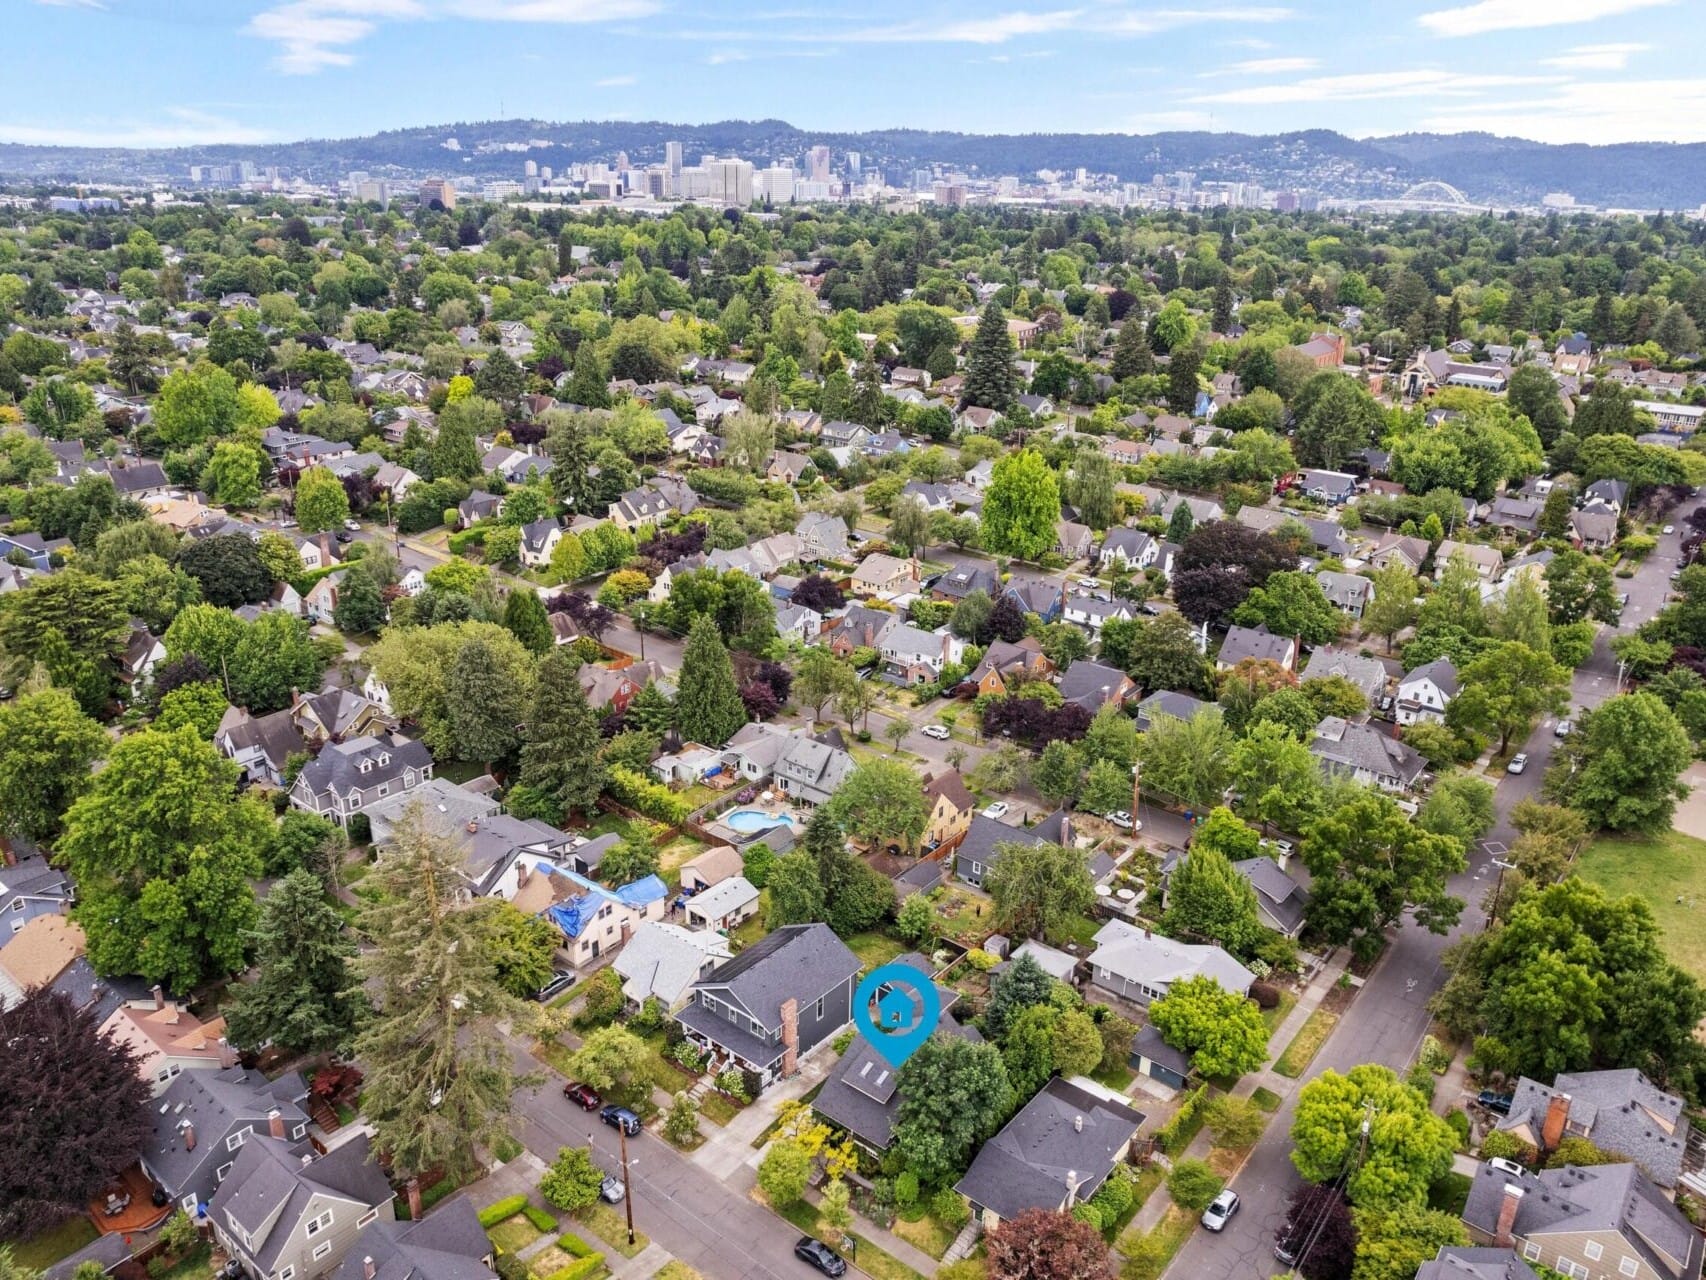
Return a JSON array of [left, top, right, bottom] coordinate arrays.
[[921, 770, 975, 851]]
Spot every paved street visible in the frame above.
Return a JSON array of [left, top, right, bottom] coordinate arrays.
[[1163, 511, 1692, 1280]]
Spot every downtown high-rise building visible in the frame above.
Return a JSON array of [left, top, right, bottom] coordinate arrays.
[[807, 145, 831, 183]]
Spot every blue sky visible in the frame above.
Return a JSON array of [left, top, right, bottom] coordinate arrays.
[[7, 0, 1706, 150]]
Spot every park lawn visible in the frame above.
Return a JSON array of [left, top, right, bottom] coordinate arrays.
[[1579, 830, 1706, 981], [1273, 1010, 1338, 1078], [577, 1204, 648, 1259], [844, 931, 906, 974], [6, 1216, 100, 1269], [1260, 989, 1299, 1036], [1118, 1205, 1196, 1280]]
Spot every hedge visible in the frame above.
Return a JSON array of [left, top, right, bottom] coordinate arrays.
[[605, 766, 691, 825], [478, 1196, 529, 1228], [523, 1205, 559, 1232], [1155, 1084, 1209, 1157], [537, 1256, 604, 1280], [448, 525, 490, 555], [553, 1233, 596, 1258]]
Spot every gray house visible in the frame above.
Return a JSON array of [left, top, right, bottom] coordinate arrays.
[[1415, 1248, 1540, 1280], [1230, 858, 1311, 937], [330, 1198, 495, 1280], [289, 734, 435, 827], [1086, 919, 1254, 1007], [1310, 716, 1426, 792], [954, 811, 1071, 889], [1129, 1024, 1192, 1091], [1495, 1069, 1686, 1188], [675, 923, 861, 1091], [956, 1078, 1145, 1228], [141, 1067, 312, 1215], [209, 1133, 393, 1280]]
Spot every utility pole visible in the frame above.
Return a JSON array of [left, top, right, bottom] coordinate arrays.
[[1130, 760, 1142, 828], [618, 1123, 636, 1247]]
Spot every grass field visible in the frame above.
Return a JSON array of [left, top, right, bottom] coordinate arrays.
[[1273, 1010, 1339, 1078], [1579, 829, 1706, 981], [577, 1204, 648, 1258], [844, 930, 906, 974], [1260, 989, 1299, 1035], [6, 1217, 99, 1270]]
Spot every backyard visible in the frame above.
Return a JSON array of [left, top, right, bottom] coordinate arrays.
[[1579, 829, 1706, 981], [5, 1217, 99, 1270]]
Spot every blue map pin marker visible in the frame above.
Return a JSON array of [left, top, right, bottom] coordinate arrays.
[[853, 961, 941, 1070]]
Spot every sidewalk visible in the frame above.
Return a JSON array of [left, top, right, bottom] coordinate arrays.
[[795, 1185, 940, 1278], [691, 1049, 837, 1180]]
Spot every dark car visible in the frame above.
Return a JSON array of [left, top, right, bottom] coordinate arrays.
[[601, 1104, 641, 1135], [334, 530, 354, 544], [794, 1238, 846, 1277], [534, 970, 574, 1003], [1477, 1090, 1513, 1115], [562, 1082, 602, 1110]]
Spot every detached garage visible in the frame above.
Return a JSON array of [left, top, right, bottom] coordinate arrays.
[[1130, 1024, 1191, 1091]]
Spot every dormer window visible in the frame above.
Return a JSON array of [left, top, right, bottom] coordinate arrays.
[[378, 753, 391, 767], [358, 759, 373, 774]]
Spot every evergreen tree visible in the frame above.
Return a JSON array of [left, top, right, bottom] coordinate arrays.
[[676, 615, 747, 745], [332, 568, 386, 634], [548, 417, 592, 511], [432, 413, 482, 481], [355, 809, 530, 1181], [225, 869, 363, 1054], [1109, 318, 1154, 381], [503, 588, 553, 654], [518, 648, 607, 820], [852, 357, 886, 427], [1212, 282, 1234, 334], [962, 302, 1017, 412], [1167, 343, 1202, 415], [473, 348, 527, 408], [1166, 501, 1195, 544], [564, 343, 611, 409]]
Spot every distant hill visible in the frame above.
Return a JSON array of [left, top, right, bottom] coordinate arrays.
[[2, 118, 1705, 209]]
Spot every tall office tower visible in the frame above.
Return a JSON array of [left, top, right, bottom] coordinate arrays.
[[846, 151, 861, 177], [665, 140, 684, 182], [709, 158, 753, 206], [524, 159, 538, 177], [807, 145, 831, 183], [418, 178, 456, 210]]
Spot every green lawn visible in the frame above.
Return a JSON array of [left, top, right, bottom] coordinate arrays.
[[697, 1089, 742, 1127], [576, 1204, 648, 1258], [436, 760, 491, 785], [1260, 989, 1299, 1036], [1118, 1205, 1196, 1280], [1250, 1086, 1283, 1113], [6, 1217, 100, 1269], [150, 1243, 214, 1280], [657, 835, 708, 889], [1579, 830, 1706, 982], [1273, 1010, 1338, 1078], [769, 1200, 923, 1280], [888, 1210, 957, 1259], [844, 931, 906, 974], [489, 1216, 544, 1254]]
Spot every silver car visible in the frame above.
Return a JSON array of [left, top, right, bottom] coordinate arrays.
[[1201, 1189, 1239, 1232]]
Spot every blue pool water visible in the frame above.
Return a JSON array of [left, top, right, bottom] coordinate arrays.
[[725, 809, 792, 834]]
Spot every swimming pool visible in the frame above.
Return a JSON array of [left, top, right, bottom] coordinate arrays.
[[724, 808, 793, 834]]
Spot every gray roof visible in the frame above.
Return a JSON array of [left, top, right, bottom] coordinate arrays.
[[934, 560, 999, 600], [43, 1233, 133, 1280], [1315, 570, 1372, 609], [1497, 1069, 1686, 1187], [1415, 1247, 1541, 1280], [1310, 717, 1426, 787], [813, 1012, 980, 1149], [683, 923, 859, 1037], [143, 1066, 310, 1200], [1463, 1162, 1702, 1280], [216, 707, 307, 776], [955, 1078, 1145, 1221], [1135, 690, 1210, 730], [1056, 661, 1131, 710], [1088, 919, 1255, 995], [1219, 624, 1293, 668], [684, 875, 759, 919], [1302, 648, 1388, 700], [0, 852, 72, 927], [1000, 940, 1078, 981], [211, 1133, 392, 1272], [614, 921, 731, 1008], [1403, 658, 1459, 698], [331, 1198, 494, 1280], [1129, 1023, 1192, 1077], [295, 734, 433, 800], [521, 517, 560, 553], [365, 778, 502, 849], [955, 810, 1070, 879], [1230, 858, 1310, 935]]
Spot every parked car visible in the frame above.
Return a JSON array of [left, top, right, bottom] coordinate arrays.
[[344, 519, 362, 532], [1664, 524, 1676, 535], [982, 801, 1010, 820], [534, 970, 574, 1003], [600, 1104, 641, 1135], [1506, 753, 1529, 775], [921, 724, 951, 740], [1078, 577, 1100, 588], [334, 530, 354, 544], [1260, 837, 1294, 857], [1486, 1157, 1525, 1177], [563, 1082, 602, 1110], [794, 1239, 847, 1278], [1555, 720, 1573, 738], [1201, 1189, 1240, 1232], [1477, 1090, 1514, 1115], [599, 1175, 626, 1204], [1105, 811, 1137, 830]]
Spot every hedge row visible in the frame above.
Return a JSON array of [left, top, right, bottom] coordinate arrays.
[[478, 1195, 529, 1228], [606, 765, 691, 825], [1155, 1083, 1209, 1157], [522, 1205, 558, 1232], [537, 1256, 604, 1280]]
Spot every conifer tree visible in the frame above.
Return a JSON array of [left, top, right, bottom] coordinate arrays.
[[1109, 318, 1153, 381], [225, 869, 363, 1054], [1167, 343, 1202, 415], [564, 343, 611, 409], [518, 647, 606, 819], [852, 356, 886, 427], [503, 587, 553, 654], [676, 615, 748, 745], [962, 302, 1018, 411]]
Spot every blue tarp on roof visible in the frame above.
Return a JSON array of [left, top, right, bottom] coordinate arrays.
[[531, 862, 664, 938], [614, 874, 667, 908]]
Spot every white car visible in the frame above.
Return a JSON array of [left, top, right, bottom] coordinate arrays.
[[1555, 720, 1573, 738], [1105, 811, 1137, 830], [344, 519, 361, 532], [1507, 753, 1529, 775], [1664, 524, 1676, 535], [1078, 577, 1099, 588], [982, 801, 1010, 820], [921, 724, 951, 741], [1201, 1189, 1239, 1232]]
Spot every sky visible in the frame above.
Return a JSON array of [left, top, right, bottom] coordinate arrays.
[[7, 0, 1706, 150]]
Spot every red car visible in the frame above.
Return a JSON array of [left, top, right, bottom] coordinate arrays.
[[562, 1082, 602, 1110]]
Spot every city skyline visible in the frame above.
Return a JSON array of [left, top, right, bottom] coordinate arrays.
[[7, 0, 1706, 150]]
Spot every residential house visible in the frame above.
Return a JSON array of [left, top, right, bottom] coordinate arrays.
[[1311, 716, 1426, 791], [508, 859, 667, 967], [1004, 571, 1066, 621], [675, 923, 861, 1090], [1581, 478, 1629, 514], [718, 723, 857, 808], [851, 553, 920, 600], [1230, 859, 1310, 938], [1496, 1069, 1686, 1189], [819, 421, 871, 451], [1302, 648, 1389, 705], [519, 518, 562, 569], [613, 921, 732, 1011], [1217, 624, 1297, 672], [1402, 348, 1511, 397], [301, 571, 346, 626], [954, 811, 1071, 890], [881, 623, 964, 686], [1086, 919, 1255, 1007], [1134, 691, 1210, 732], [291, 687, 394, 745], [1397, 659, 1458, 726], [795, 512, 851, 563], [102, 991, 234, 1094], [1100, 438, 1149, 466], [1099, 528, 1157, 573], [288, 734, 435, 827], [827, 604, 898, 657], [1317, 570, 1373, 619], [767, 452, 815, 485], [1489, 496, 1545, 537], [1369, 533, 1430, 575], [1134, 486, 1224, 527], [1056, 520, 1094, 562], [296, 535, 340, 573], [966, 458, 996, 490], [774, 600, 825, 645], [1057, 660, 1136, 713], [1063, 592, 1136, 633], [216, 707, 309, 788], [209, 1133, 393, 1280], [1129, 1024, 1193, 1092], [122, 625, 167, 692], [1295, 468, 1359, 505], [920, 771, 976, 852], [682, 876, 761, 931], [1502, 549, 1555, 589], [1437, 541, 1504, 581], [932, 560, 1000, 604], [956, 406, 1003, 434], [0, 914, 87, 1010], [968, 636, 1054, 695], [1416, 1249, 1541, 1280], [1462, 1162, 1701, 1280], [1570, 509, 1619, 551], [141, 1066, 312, 1214], [956, 1078, 1146, 1229], [579, 661, 664, 716], [608, 486, 680, 532], [456, 493, 503, 528], [679, 845, 744, 894], [329, 1199, 495, 1280], [0, 852, 73, 934]]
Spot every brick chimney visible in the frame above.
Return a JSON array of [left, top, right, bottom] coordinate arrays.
[[779, 998, 800, 1078], [184, 1123, 196, 1151], [218, 1038, 238, 1069], [405, 1178, 422, 1221], [153, 984, 166, 1011], [1494, 1183, 1524, 1247], [1541, 1092, 1571, 1153], [268, 1108, 285, 1139], [363, 1259, 375, 1280]]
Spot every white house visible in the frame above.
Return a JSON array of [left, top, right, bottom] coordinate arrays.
[[1396, 659, 1458, 726]]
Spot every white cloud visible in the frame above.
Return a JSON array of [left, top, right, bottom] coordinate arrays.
[[0, 108, 274, 148], [1417, 0, 1672, 36], [681, 5, 1289, 45], [1201, 55, 1319, 76], [1541, 41, 1648, 68], [247, 0, 659, 74], [594, 73, 636, 86], [704, 49, 748, 64], [1418, 77, 1706, 143], [31, 0, 106, 8], [1193, 68, 1564, 104]]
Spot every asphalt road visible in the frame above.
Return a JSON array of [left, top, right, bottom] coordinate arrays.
[[1164, 508, 1693, 1280], [509, 1046, 811, 1280]]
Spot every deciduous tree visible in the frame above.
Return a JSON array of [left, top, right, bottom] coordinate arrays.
[[985, 840, 1096, 943], [0, 687, 105, 841], [1549, 691, 1691, 833], [981, 449, 1061, 561], [1291, 1064, 1457, 1207], [986, 1209, 1113, 1280], [892, 1034, 1014, 1185], [1149, 975, 1268, 1079]]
